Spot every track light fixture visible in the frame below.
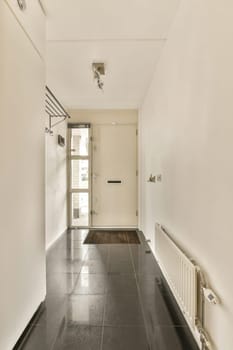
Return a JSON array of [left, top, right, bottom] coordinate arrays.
[[92, 62, 105, 91]]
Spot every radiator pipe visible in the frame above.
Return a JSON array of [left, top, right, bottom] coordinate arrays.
[[196, 269, 211, 350], [199, 270, 206, 329]]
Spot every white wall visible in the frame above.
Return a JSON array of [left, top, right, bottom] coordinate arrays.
[[69, 109, 138, 125], [0, 1, 46, 349], [45, 121, 68, 249], [139, 1, 233, 349]]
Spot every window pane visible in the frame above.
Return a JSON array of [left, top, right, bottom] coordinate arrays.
[[72, 193, 89, 226], [71, 128, 89, 156], [71, 159, 88, 189]]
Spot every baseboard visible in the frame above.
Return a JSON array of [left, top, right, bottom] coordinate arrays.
[[13, 301, 45, 350], [69, 226, 138, 230], [90, 226, 138, 230]]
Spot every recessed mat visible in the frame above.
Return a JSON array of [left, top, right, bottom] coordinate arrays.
[[84, 230, 140, 244]]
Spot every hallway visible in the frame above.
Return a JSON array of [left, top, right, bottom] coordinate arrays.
[[21, 230, 198, 350], [2, 1, 233, 349]]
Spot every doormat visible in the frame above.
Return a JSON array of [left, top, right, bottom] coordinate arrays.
[[84, 230, 140, 244]]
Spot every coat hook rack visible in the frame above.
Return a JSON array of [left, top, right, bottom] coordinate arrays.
[[45, 86, 71, 135]]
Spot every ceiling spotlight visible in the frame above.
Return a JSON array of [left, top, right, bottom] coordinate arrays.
[[92, 62, 105, 91]]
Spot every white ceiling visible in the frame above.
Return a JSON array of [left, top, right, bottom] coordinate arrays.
[[45, 0, 180, 109]]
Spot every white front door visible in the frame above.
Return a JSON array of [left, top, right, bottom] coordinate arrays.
[[92, 124, 138, 227]]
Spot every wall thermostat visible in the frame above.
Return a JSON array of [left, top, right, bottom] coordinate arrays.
[[203, 288, 219, 305]]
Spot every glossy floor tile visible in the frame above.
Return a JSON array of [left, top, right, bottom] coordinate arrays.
[[80, 260, 108, 274], [66, 295, 105, 326], [102, 326, 149, 350], [73, 274, 107, 294], [104, 293, 145, 326], [20, 229, 199, 350], [106, 274, 138, 295], [53, 326, 102, 350]]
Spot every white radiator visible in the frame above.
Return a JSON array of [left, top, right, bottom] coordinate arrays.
[[155, 223, 198, 330]]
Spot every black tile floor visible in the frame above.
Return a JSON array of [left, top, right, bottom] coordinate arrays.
[[20, 229, 199, 350]]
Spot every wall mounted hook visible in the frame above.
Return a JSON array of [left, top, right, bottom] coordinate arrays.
[[147, 174, 156, 183], [17, 0, 26, 11]]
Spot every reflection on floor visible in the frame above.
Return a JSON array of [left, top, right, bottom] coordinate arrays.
[[20, 229, 199, 350]]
